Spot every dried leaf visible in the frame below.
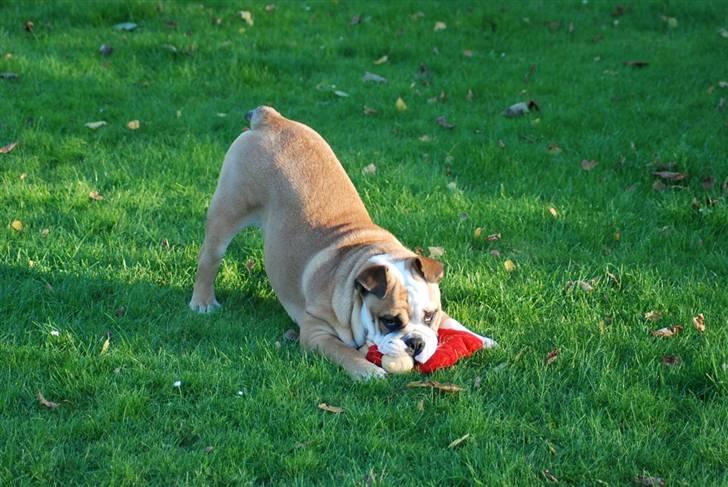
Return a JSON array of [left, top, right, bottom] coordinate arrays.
[[10, 219, 24, 232], [362, 71, 387, 83], [127, 120, 140, 130], [486, 233, 501, 241], [692, 313, 705, 333], [651, 325, 683, 337], [245, 258, 256, 272], [466, 88, 474, 102], [652, 179, 666, 192], [447, 433, 470, 449], [548, 144, 562, 154], [395, 97, 407, 111], [373, 55, 388, 65], [318, 403, 344, 414], [489, 249, 501, 257], [89, 191, 104, 201], [0, 142, 18, 154], [113, 22, 138, 31], [85, 121, 107, 130], [363, 105, 378, 116], [265, 4, 276, 13], [473, 227, 482, 238], [463, 49, 473, 58], [100, 334, 110, 354], [661, 355, 682, 366], [433, 21, 447, 31], [581, 159, 598, 171], [543, 470, 559, 483], [635, 476, 665, 487], [239, 10, 254, 26], [37, 392, 60, 409], [545, 347, 559, 366], [204, 445, 214, 454], [418, 134, 431, 142], [436, 116, 455, 129], [407, 380, 463, 393], [428, 246, 445, 258], [503, 259, 516, 272], [334, 90, 349, 97], [548, 207, 559, 218], [361, 163, 377, 175], [503, 102, 530, 118], [653, 171, 688, 181]]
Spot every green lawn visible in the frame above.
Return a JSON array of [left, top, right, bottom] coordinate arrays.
[[1, 0, 727, 484]]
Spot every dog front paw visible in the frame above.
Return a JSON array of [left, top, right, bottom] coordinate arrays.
[[189, 295, 221, 314], [350, 361, 388, 381]]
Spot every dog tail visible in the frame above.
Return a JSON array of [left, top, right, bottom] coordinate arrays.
[[245, 106, 282, 130]]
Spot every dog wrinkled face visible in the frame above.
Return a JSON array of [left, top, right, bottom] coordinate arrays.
[[356, 255, 444, 362]]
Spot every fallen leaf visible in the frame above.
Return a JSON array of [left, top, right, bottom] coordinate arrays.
[[503, 259, 516, 273], [318, 403, 344, 414], [717, 97, 725, 111], [24, 20, 34, 33], [581, 159, 598, 171], [545, 347, 559, 366], [99, 44, 113, 56], [89, 191, 104, 201], [373, 55, 388, 65], [721, 28, 728, 39], [362, 163, 377, 175], [473, 228, 482, 238], [661, 16, 678, 28], [433, 21, 447, 31], [100, 334, 110, 354], [651, 325, 683, 337], [417, 399, 425, 411], [546, 441, 557, 455], [334, 90, 349, 97], [115, 306, 126, 317], [503, 102, 530, 118], [362, 71, 387, 83], [466, 88, 474, 102], [653, 171, 688, 181], [85, 121, 107, 130], [407, 380, 463, 393], [350, 15, 362, 25], [463, 49, 473, 58], [204, 445, 215, 454], [652, 180, 666, 192], [661, 355, 682, 366], [239, 10, 254, 26], [448, 433, 470, 449], [719, 81, 728, 88], [548, 207, 559, 218], [245, 258, 256, 272], [624, 60, 649, 68], [566, 279, 594, 292], [40, 228, 49, 237], [473, 376, 482, 389], [363, 105, 377, 116], [486, 233, 501, 241], [692, 313, 705, 333], [548, 144, 562, 154], [635, 475, 665, 487], [418, 134, 431, 142], [37, 392, 60, 409], [127, 120, 140, 130], [411, 11, 425, 21], [428, 246, 445, 258], [10, 219, 24, 232], [0, 72, 19, 80], [113, 22, 138, 31], [395, 97, 407, 111], [1, 141, 18, 153], [543, 470, 559, 483], [489, 249, 501, 257], [436, 116, 455, 129], [447, 181, 457, 191], [265, 4, 276, 12]]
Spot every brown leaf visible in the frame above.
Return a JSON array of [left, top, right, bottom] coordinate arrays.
[[661, 355, 682, 366], [486, 233, 501, 241], [436, 116, 455, 129], [692, 313, 705, 333], [89, 191, 104, 201], [653, 171, 688, 181], [545, 347, 559, 366], [651, 325, 683, 337], [542, 469, 559, 483], [37, 392, 60, 409], [160, 238, 170, 250], [0, 142, 18, 154], [363, 105, 378, 116], [547, 144, 562, 154], [407, 380, 464, 393], [100, 333, 111, 354], [24, 20, 34, 33], [548, 207, 559, 218], [624, 60, 649, 68], [580, 159, 598, 171], [428, 246, 445, 258], [447, 433, 470, 449], [318, 403, 344, 414], [127, 120, 140, 130]]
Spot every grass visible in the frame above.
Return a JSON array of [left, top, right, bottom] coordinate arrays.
[[1, 0, 727, 484]]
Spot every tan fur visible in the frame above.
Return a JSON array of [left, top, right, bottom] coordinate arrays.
[[190, 107, 444, 380]]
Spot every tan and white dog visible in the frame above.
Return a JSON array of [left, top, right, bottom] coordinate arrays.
[[190, 106, 495, 379]]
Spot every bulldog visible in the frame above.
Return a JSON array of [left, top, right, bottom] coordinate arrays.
[[190, 106, 496, 379]]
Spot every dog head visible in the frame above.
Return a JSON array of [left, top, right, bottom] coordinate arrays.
[[356, 254, 444, 363]]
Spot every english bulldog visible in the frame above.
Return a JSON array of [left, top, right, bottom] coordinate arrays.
[[190, 106, 496, 379]]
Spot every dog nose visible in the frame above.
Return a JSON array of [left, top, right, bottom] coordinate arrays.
[[404, 335, 425, 357]]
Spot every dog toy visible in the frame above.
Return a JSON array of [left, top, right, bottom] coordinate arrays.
[[365, 327, 486, 374]]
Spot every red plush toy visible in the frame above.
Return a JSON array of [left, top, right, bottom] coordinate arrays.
[[366, 327, 485, 374]]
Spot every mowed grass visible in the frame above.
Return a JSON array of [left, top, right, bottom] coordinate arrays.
[[1, 0, 727, 484]]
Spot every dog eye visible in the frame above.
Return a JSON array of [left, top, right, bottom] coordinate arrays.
[[380, 316, 402, 331], [423, 311, 435, 325]]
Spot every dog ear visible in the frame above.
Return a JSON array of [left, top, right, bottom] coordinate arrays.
[[356, 265, 389, 299], [411, 256, 444, 283]]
